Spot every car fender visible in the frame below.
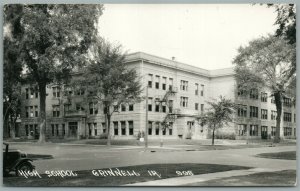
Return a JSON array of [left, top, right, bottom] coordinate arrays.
[[12, 158, 35, 170]]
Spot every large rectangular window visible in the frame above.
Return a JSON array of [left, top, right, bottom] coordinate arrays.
[[121, 121, 126, 135], [162, 77, 167, 90], [148, 97, 153, 111], [52, 105, 60, 117], [52, 86, 61, 98], [180, 97, 188, 108], [195, 83, 199, 95], [249, 89, 258, 99], [249, 125, 258, 136], [283, 98, 292, 107], [201, 84, 204, 96], [30, 106, 34, 117], [155, 75, 160, 89], [129, 104, 134, 111], [237, 105, 247, 117], [261, 109, 268, 119], [195, 103, 199, 110], [113, 122, 118, 136], [271, 110, 277, 120], [261, 92, 268, 102], [169, 78, 173, 91], [249, 106, 258, 118], [148, 74, 153, 88], [155, 122, 160, 135], [237, 124, 247, 136], [283, 112, 292, 122], [128, 121, 134, 135], [89, 102, 98, 115], [169, 122, 173, 135], [25, 107, 29, 118], [155, 98, 160, 112], [200, 104, 204, 114], [148, 121, 152, 135], [271, 126, 276, 136], [284, 127, 292, 136], [180, 80, 188, 91], [34, 105, 38, 117], [25, 88, 29, 99]]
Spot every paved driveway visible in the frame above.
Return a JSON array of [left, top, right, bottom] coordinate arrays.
[[8, 143, 296, 174]]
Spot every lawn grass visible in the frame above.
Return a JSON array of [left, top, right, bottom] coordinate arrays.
[[3, 163, 250, 187], [256, 151, 296, 160], [185, 170, 296, 186]]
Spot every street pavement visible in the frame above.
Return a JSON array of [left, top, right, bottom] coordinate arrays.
[[7, 142, 296, 175]]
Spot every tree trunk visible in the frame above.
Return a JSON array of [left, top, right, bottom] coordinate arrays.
[[212, 128, 215, 146], [274, 92, 282, 143], [9, 115, 16, 139], [38, 83, 47, 143], [106, 113, 111, 146]]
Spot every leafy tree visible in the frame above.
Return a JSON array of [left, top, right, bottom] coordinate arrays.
[[233, 35, 296, 143], [4, 4, 103, 143], [197, 96, 236, 145], [3, 38, 23, 138], [73, 40, 143, 146], [267, 4, 296, 45]]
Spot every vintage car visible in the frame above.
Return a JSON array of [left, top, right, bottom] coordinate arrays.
[[3, 142, 35, 176]]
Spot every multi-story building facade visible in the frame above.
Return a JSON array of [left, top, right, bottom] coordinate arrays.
[[17, 52, 296, 140]]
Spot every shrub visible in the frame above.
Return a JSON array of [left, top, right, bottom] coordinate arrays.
[[185, 132, 192, 139], [215, 132, 236, 140], [99, 133, 108, 139]]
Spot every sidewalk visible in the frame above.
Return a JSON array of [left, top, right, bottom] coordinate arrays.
[[126, 167, 282, 186]]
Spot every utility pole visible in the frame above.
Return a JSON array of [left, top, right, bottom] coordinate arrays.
[[145, 85, 149, 149]]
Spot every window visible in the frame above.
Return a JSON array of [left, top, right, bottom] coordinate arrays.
[[155, 99, 160, 112], [148, 97, 153, 111], [64, 104, 71, 113], [283, 112, 292, 122], [129, 104, 134, 111], [155, 122, 160, 135], [271, 110, 277, 120], [64, 86, 73, 96], [162, 102, 166, 113], [56, 124, 59, 136], [102, 123, 106, 133], [294, 114, 296, 123], [30, 106, 34, 117], [76, 104, 84, 111], [94, 123, 97, 136], [148, 121, 152, 135], [51, 124, 55, 136], [180, 97, 188, 108], [237, 105, 247, 117], [201, 104, 204, 114], [128, 121, 134, 135], [283, 97, 292, 107], [30, 88, 34, 99], [52, 87, 60, 98], [195, 103, 199, 110], [76, 88, 85, 96], [195, 83, 199, 95], [35, 105, 38, 117], [250, 89, 258, 99], [271, 96, 276, 104], [271, 126, 276, 136], [121, 104, 126, 112], [25, 125, 29, 136], [284, 127, 292, 136], [52, 105, 60, 117], [155, 75, 160, 89], [62, 124, 65, 136], [88, 123, 92, 136], [121, 121, 126, 135], [237, 89, 247, 97], [89, 102, 98, 115], [237, 124, 247, 136], [25, 88, 29, 99], [168, 100, 173, 113], [169, 122, 173, 135], [113, 122, 118, 135], [249, 106, 258, 118], [261, 109, 268, 120], [162, 77, 167, 90], [180, 80, 188, 91], [201, 84, 204, 96], [249, 125, 258, 136], [35, 91, 38, 98], [261, 92, 268, 102], [148, 74, 153, 88], [169, 78, 174, 91], [25, 107, 29, 118]]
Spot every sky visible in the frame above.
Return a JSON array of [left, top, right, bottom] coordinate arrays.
[[98, 4, 277, 70]]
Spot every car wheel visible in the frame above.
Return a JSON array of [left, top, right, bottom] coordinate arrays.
[[15, 162, 34, 176]]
